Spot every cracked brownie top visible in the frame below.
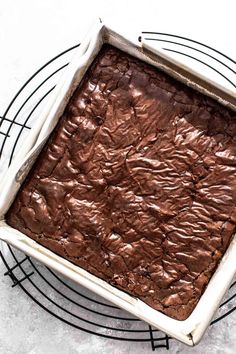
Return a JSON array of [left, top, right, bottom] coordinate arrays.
[[6, 44, 236, 320]]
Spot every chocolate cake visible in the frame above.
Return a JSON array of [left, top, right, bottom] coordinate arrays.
[[6, 44, 236, 320]]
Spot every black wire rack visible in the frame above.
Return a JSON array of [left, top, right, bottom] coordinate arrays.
[[0, 33, 236, 352]]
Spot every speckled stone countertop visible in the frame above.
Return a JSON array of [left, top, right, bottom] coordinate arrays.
[[0, 1, 236, 353]]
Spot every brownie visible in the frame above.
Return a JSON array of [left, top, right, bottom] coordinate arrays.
[[7, 44, 236, 320]]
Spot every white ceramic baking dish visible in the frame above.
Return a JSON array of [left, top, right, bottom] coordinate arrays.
[[0, 19, 236, 346]]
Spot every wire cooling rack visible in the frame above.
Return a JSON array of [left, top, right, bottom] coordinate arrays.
[[0, 33, 236, 351]]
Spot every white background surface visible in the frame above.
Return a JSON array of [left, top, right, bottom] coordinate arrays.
[[0, 0, 236, 353]]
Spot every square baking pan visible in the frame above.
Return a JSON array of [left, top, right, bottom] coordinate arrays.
[[0, 19, 236, 346]]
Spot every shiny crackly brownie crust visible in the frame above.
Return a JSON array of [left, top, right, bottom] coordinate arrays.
[[7, 44, 236, 320]]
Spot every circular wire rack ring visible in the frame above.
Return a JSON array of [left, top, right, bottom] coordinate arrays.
[[0, 34, 236, 352]]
